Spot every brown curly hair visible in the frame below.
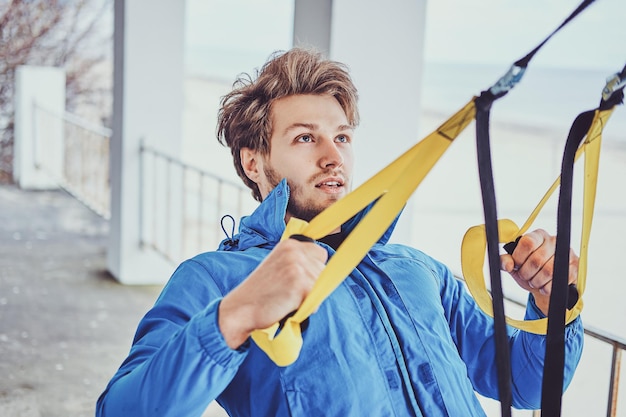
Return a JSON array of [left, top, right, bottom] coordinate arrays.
[[216, 48, 360, 202]]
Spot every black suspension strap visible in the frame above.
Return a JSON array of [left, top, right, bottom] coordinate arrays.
[[473, 1, 596, 415], [247, 6, 617, 417], [541, 64, 625, 417]]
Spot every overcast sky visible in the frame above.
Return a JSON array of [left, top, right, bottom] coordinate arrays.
[[185, 0, 625, 75], [424, 0, 626, 69]]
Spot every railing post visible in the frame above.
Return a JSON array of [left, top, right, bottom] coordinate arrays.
[[138, 138, 145, 248], [608, 346, 622, 417]]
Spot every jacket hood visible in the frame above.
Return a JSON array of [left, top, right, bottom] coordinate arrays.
[[219, 179, 402, 251]]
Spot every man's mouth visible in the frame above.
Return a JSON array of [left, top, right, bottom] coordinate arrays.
[[315, 178, 344, 188], [316, 181, 342, 188]]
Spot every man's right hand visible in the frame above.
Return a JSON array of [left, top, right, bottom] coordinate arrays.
[[218, 238, 328, 349]]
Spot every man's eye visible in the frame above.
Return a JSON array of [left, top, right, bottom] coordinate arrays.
[[297, 135, 313, 143], [336, 135, 349, 143]]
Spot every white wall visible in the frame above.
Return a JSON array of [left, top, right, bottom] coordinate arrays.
[[14, 66, 66, 190]]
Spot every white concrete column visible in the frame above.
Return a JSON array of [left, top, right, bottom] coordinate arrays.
[[293, 0, 332, 54], [293, 0, 427, 245], [108, 0, 185, 284], [13, 66, 66, 190]]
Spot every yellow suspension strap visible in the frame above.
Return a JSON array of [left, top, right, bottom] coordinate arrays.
[[461, 86, 625, 333], [462, 64, 625, 416], [250, 101, 475, 367], [249, 0, 598, 375]]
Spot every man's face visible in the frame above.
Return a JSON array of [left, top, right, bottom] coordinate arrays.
[[241, 94, 354, 223]]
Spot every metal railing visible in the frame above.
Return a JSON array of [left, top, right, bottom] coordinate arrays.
[[138, 142, 257, 264], [137, 143, 623, 416], [33, 103, 111, 218], [502, 295, 625, 417], [31, 104, 624, 414], [586, 326, 625, 417]]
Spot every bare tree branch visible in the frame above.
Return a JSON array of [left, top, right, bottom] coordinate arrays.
[[0, 0, 112, 182]]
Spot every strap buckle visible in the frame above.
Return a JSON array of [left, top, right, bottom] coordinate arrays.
[[489, 64, 527, 96], [602, 72, 626, 101]]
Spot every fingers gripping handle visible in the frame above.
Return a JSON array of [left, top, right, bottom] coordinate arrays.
[[503, 237, 579, 310], [249, 234, 316, 367], [277, 235, 315, 329]]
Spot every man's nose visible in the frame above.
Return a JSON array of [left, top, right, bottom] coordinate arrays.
[[318, 138, 344, 168]]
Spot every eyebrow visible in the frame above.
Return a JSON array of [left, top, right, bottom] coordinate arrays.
[[282, 123, 354, 136]]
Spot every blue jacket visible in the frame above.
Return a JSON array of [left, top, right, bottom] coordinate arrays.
[[96, 180, 583, 417]]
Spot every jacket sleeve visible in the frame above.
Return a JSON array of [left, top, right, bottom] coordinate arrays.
[[96, 260, 249, 417], [435, 260, 584, 409]]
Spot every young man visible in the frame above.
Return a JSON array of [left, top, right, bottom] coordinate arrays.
[[96, 48, 583, 416]]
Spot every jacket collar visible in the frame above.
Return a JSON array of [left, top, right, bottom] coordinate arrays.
[[219, 179, 401, 251]]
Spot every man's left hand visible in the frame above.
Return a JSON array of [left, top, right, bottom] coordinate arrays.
[[500, 229, 579, 315]]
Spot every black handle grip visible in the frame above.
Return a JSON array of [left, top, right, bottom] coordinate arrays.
[[503, 237, 579, 310], [290, 234, 315, 243], [503, 236, 522, 256]]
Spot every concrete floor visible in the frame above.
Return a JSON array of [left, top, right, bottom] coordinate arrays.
[[0, 184, 162, 417]]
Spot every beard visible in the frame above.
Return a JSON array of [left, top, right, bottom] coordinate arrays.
[[263, 164, 339, 222]]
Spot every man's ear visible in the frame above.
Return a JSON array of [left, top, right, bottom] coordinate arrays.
[[240, 147, 261, 183]]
